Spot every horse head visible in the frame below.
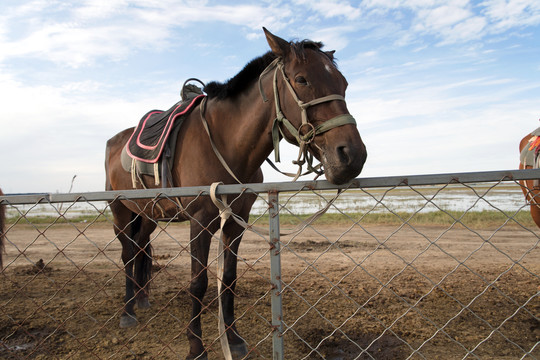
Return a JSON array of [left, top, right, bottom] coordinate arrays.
[[263, 28, 367, 185]]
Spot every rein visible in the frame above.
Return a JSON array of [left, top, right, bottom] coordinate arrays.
[[199, 97, 243, 184], [203, 56, 354, 358], [259, 57, 357, 180]]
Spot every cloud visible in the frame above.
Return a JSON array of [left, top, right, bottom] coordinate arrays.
[[293, 0, 361, 20], [359, 98, 538, 177], [349, 83, 539, 177], [405, 2, 490, 44], [2, 0, 538, 70], [0, 1, 292, 68], [137, 2, 291, 30], [4, 23, 171, 68], [341, 45, 540, 177], [416, 3, 472, 29], [481, 0, 540, 31], [361, 0, 539, 45], [0, 2, 172, 67], [0, 70, 176, 192], [310, 26, 358, 51], [72, 0, 127, 20]]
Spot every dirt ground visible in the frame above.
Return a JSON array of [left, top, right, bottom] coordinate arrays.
[[0, 220, 539, 359]]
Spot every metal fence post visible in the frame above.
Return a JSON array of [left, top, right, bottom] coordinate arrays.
[[268, 190, 284, 359]]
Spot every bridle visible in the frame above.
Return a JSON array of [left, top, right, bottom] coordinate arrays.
[[258, 56, 357, 180], [199, 55, 357, 184]]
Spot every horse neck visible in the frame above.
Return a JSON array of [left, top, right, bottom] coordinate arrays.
[[203, 87, 275, 181]]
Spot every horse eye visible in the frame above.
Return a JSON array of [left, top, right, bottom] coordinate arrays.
[[295, 76, 308, 86]]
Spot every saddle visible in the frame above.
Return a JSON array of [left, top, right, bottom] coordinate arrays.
[[520, 126, 540, 189], [123, 81, 205, 187], [520, 127, 540, 167]]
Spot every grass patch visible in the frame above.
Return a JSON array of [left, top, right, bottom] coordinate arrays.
[[6, 213, 111, 225], [6, 210, 535, 230], [250, 210, 535, 229]]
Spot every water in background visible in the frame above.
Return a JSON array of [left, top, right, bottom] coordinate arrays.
[[5, 183, 527, 219], [251, 184, 528, 215]]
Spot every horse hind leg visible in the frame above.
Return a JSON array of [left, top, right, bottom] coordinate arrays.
[[111, 202, 156, 328], [133, 216, 156, 310], [116, 211, 140, 328], [123, 213, 157, 327]]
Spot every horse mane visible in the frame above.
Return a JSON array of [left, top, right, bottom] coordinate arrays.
[[204, 39, 333, 100], [204, 51, 276, 100]]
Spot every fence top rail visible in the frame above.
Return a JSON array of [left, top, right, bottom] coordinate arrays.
[[1, 169, 537, 205]]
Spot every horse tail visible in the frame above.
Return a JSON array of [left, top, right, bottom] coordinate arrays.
[[0, 188, 5, 269]]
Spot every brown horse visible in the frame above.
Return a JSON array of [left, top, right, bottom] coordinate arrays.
[[519, 132, 540, 229], [105, 28, 367, 360], [0, 188, 4, 269]]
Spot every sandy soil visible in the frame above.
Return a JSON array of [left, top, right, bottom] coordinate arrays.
[[0, 221, 539, 359]]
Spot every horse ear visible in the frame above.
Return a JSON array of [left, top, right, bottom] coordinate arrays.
[[325, 50, 336, 60], [263, 27, 290, 57]]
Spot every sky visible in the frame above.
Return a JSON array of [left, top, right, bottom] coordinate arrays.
[[0, 0, 539, 194]]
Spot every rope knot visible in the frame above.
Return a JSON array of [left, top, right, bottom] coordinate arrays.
[[298, 122, 316, 144], [219, 207, 233, 220]]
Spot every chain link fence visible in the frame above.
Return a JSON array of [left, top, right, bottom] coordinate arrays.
[[1, 169, 539, 359]]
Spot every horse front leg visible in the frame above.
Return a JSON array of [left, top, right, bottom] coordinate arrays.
[[220, 220, 249, 359], [186, 220, 214, 360]]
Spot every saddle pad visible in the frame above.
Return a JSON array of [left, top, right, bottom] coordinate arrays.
[[126, 94, 205, 163], [121, 145, 158, 176]]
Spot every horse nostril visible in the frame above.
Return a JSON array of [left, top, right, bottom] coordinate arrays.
[[337, 145, 351, 164]]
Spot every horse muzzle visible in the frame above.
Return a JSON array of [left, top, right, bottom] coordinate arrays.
[[318, 124, 367, 185]]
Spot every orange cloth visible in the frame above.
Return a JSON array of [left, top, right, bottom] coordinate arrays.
[[529, 136, 540, 151]]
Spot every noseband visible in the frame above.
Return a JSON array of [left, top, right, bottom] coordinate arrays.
[[259, 57, 357, 180]]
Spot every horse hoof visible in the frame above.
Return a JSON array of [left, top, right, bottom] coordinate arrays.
[[137, 297, 151, 309], [230, 342, 249, 359], [119, 314, 138, 328], [185, 353, 208, 360]]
